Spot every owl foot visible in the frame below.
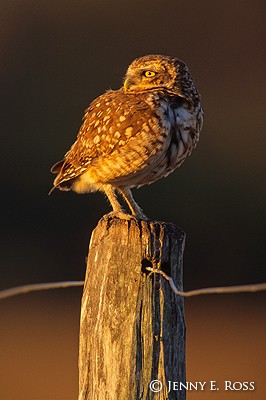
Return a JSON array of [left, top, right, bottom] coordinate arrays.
[[102, 211, 149, 222]]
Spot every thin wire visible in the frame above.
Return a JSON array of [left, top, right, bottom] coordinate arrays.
[[0, 274, 265, 301], [146, 267, 266, 297], [0, 281, 84, 300]]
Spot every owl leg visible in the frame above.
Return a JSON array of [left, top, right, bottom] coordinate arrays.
[[103, 184, 124, 213], [118, 187, 148, 220], [103, 185, 137, 221]]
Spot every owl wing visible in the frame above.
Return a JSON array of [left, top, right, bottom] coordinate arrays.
[[51, 89, 160, 188]]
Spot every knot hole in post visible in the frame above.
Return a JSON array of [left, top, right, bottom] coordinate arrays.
[[141, 258, 153, 274]]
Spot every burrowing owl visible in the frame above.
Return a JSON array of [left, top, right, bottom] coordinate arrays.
[[50, 55, 203, 219]]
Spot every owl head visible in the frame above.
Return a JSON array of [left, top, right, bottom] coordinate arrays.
[[123, 54, 200, 104]]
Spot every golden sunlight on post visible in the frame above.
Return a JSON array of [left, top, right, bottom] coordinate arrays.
[[78, 216, 186, 400]]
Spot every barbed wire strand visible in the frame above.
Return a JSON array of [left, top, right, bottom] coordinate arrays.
[[0, 272, 265, 301]]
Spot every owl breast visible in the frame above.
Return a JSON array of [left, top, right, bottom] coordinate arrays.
[[107, 93, 202, 188]]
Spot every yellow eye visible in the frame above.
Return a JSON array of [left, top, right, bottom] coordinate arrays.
[[143, 70, 156, 77]]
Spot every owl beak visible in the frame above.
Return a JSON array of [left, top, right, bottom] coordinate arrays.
[[123, 77, 134, 92], [123, 78, 130, 91]]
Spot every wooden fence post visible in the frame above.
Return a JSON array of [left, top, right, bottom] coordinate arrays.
[[78, 215, 186, 400]]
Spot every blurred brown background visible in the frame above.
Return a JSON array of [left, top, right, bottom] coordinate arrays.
[[0, 0, 265, 399]]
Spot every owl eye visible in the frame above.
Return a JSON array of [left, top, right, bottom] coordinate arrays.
[[143, 70, 156, 78]]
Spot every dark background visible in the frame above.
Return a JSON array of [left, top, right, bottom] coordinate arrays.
[[1, 1, 265, 399]]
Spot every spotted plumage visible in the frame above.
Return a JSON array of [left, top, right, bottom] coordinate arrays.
[[50, 54, 204, 219]]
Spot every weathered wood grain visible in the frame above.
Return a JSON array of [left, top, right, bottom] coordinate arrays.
[[78, 215, 186, 400]]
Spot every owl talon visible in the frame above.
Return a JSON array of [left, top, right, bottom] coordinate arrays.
[[102, 211, 137, 222], [102, 211, 149, 223]]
